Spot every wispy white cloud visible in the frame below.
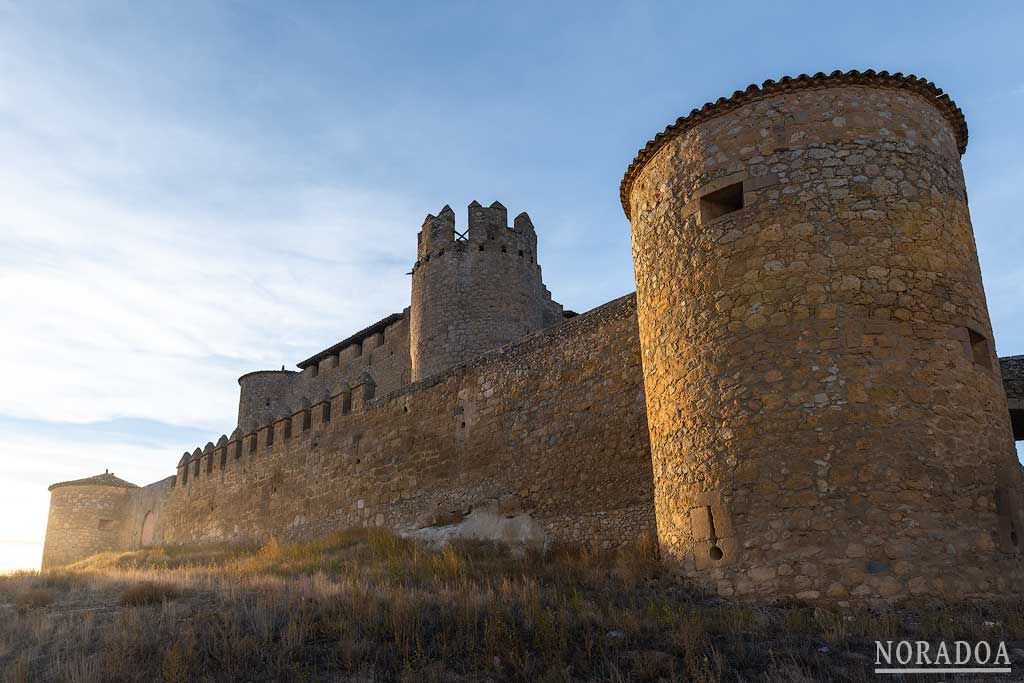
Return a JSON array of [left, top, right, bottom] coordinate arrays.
[[0, 21, 421, 429], [0, 6, 424, 563]]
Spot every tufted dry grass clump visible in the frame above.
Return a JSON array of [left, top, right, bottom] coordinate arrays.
[[119, 581, 182, 607], [0, 529, 1022, 682], [13, 587, 53, 612]]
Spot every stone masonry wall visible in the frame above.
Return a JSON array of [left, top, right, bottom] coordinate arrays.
[[154, 294, 653, 550], [1003, 355, 1024, 440], [1002, 356, 1024, 404], [119, 478, 175, 550], [626, 76, 1024, 601], [237, 315, 412, 434], [410, 203, 563, 382]]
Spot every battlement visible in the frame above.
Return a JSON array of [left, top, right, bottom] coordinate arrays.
[[180, 366, 383, 489], [172, 294, 630, 499], [416, 201, 537, 261], [410, 201, 561, 382]]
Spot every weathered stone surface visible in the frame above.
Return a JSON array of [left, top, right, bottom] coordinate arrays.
[[43, 295, 655, 568], [626, 74, 1024, 601], [411, 203, 564, 382], [41, 474, 136, 569]]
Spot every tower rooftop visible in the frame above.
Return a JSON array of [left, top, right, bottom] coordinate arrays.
[[619, 69, 968, 220], [48, 471, 138, 491]]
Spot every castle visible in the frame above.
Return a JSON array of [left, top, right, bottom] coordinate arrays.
[[43, 70, 1024, 603]]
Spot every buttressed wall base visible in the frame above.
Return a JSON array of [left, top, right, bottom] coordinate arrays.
[[43, 71, 1024, 604]]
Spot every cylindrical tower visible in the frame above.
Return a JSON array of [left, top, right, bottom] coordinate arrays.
[[410, 201, 563, 381], [41, 472, 137, 569], [623, 70, 1024, 601], [237, 369, 296, 433]]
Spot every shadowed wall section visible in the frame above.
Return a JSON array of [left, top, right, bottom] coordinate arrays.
[[1003, 356, 1024, 441], [159, 295, 652, 549]]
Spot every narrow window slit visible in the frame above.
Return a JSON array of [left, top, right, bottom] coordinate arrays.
[[700, 181, 744, 222]]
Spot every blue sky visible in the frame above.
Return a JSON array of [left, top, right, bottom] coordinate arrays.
[[1, 1, 1022, 570]]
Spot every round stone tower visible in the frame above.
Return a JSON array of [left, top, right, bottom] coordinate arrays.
[[41, 472, 138, 569], [237, 369, 296, 434], [622, 70, 1024, 601], [409, 201, 563, 381]]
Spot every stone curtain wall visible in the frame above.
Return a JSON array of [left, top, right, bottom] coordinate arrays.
[[119, 478, 175, 551], [41, 485, 134, 569], [1003, 355, 1024, 440], [1005, 356, 1024, 402], [157, 294, 653, 550], [237, 315, 412, 434], [627, 76, 1024, 601]]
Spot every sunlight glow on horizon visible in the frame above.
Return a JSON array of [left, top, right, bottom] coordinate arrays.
[[0, 543, 43, 574]]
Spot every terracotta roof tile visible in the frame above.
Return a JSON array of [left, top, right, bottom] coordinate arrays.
[[48, 472, 138, 491], [619, 69, 968, 220]]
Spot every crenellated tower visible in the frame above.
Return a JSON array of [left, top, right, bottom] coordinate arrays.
[[409, 201, 564, 381]]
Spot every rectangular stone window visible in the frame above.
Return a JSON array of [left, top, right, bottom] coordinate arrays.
[[98, 519, 113, 530], [968, 328, 992, 370], [700, 181, 744, 222]]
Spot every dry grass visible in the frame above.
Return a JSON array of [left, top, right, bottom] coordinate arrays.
[[14, 587, 53, 612], [119, 581, 181, 607], [0, 529, 1021, 682]]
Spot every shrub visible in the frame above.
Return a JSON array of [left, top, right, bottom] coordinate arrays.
[[120, 581, 181, 607], [15, 587, 53, 611]]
